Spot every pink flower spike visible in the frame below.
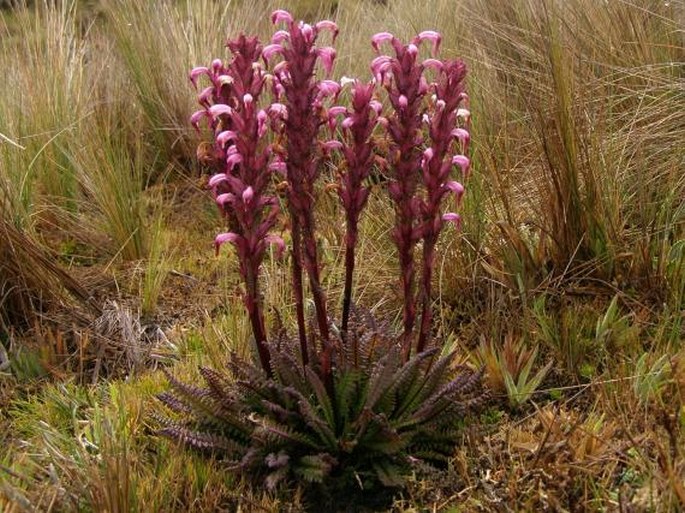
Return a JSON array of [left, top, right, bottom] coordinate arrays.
[[452, 155, 471, 177], [271, 9, 293, 25], [371, 32, 394, 53], [208, 173, 227, 188], [422, 58, 443, 72], [262, 44, 284, 63], [315, 20, 339, 40], [242, 186, 254, 203], [209, 104, 233, 119], [216, 130, 237, 148], [417, 30, 442, 56], [271, 30, 290, 44], [189, 66, 209, 88], [215, 232, 239, 255], [190, 109, 208, 130], [317, 47, 337, 76], [442, 212, 462, 229], [445, 181, 465, 204], [264, 234, 286, 259]]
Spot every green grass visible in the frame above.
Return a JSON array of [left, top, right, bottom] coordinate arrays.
[[1, 0, 684, 511]]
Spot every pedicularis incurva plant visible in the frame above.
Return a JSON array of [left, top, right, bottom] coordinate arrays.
[[158, 10, 484, 501]]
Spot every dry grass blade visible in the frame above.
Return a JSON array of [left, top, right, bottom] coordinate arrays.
[[0, 216, 99, 330]]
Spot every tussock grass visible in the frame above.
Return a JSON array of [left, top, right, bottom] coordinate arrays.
[[1, 0, 684, 511]]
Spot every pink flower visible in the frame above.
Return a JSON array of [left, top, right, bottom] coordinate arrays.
[[450, 128, 470, 150], [422, 58, 443, 72], [451, 155, 471, 177], [216, 130, 237, 148], [242, 186, 254, 203], [271, 9, 293, 25], [243, 93, 254, 106], [215, 232, 239, 254], [371, 56, 393, 82], [317, 47, 337, 76], [398, 95, 408, 109], [445, 181, 465, 204], [209, 104, 233, 119], [198, 86, 214, 104], [300, 22, 314, 42], [189, 66, 209, 88], [442, 212, 462, 228], [226, 152, 244, 168], [268, 159, 287, 175], [328, 106, 348, 118], [318, 79, 341, 98], [371, 32, 394, 53], [257, 109, 268, 137], [190, 109, 208, 130], [417, 30, 442, 56], [208, 173, 227, 188], [315, 20, 339, 40], [321, 140, 343, 153], [268, 103, 288, 120], [271, 30, 290, 44], [215, 192, 233, 206], [262, 44, 284, 64]]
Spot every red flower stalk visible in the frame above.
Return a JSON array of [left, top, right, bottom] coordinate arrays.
[[371, 32, 431, 357], [327, 81, 381, 336], [191, 35, 285, 376], [264, 10, 340, 377], [415, 59, 470, 354]]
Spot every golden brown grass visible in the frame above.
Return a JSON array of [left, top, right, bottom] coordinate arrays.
[[1, 0, 683, 511]]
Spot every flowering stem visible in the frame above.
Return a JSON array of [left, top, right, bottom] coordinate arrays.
[[416, 236, 437, 354], [289, 218, 309, 366]]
